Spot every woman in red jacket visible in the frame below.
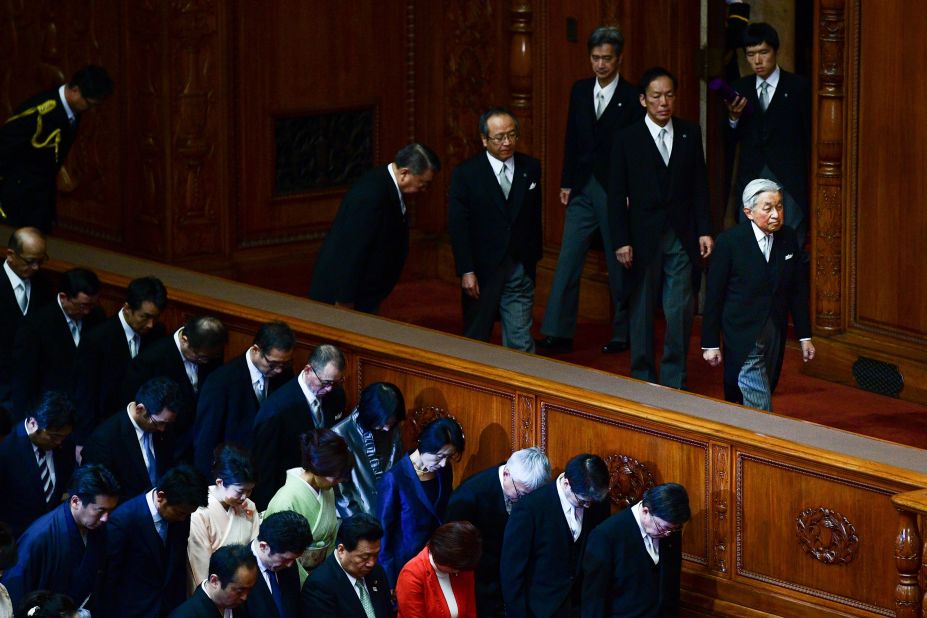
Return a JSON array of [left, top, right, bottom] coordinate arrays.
[[396, 521, 482, 618]]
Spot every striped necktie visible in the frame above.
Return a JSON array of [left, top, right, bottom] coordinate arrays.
[[356, 579, 375, 618], [38, 451, 55, 503]]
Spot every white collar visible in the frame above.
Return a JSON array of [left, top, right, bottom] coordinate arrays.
[[56, 295, 79, 328], [750, 221, 772, 242], [387, 163, 405, 204], [3, 260, 25, 290], [644, 114, 673, 139], [58, 85, 76, 123], [555, 473, 575, 519], [756, 66, 781, 89], [335, 549, 360, 588], [485, 151, 513, 175], [126, 405, 146, 442], [118, 307, 138, 344], [297, 371, 320, 409], [145, 488, 162, 525], [245, 348, 264, 385], [631, 501, 650, 541], [593, 74, 620, 98]]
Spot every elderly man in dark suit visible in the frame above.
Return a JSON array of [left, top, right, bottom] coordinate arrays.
[[582, 483, 691, 618], [72, 275, 168, 451], [0, 391, 77, 538], [501, 453, 611, 618], [301, 512, 392, 617], [169, 544, 257, 618], [251, 343, 347, 509], [246, 510, 312, 618], [702, 178, 814, 411], [726, 22, 811, 251], [10, 267, 104, 417], [0, 227, 52, 407], [309, 142, 441, 314], [537, 26, 644, 355], [448, 107, 542, 352], [0, 65, 114, 232], [193, 320, 295, 475], [103, 464, 208, 618], [446, 447, 551, 617], [610, 67, 713, 390], [81, 376, 186, 501]]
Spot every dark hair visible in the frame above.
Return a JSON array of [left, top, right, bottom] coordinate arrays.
[[253, 321, 296, 353], [417, 417, 465, 456], [742, 22, 780, 51], [428, 521, 482, 571], [68, 64, 114, 100], [182, 315, 227, 350], [212, 444, 256, 486], [641, 482, 691, 525], [14, 591, 76, 618], [0, 521, 17, 571], [125, 276, 168, 311], [30, 391, 76, 431], [209, 544, 258, 588], [7, 227, 44, 253], [564, 453, 609, 502], [59, 268, 100, 298], [299, 429, 354, 479], [308, 344, 346, 374], [156, 464, 208, 509], [136, 376, 188, 419], [478, 107, 520, 138], [258, 511, 313, 555], [638, 66, 677, 94], [68, 464, 120, 504], [337, 513, 384, 552], [394, 143, 441, 175], [356, 382, 405, 432], [587, 26, 624, 54]]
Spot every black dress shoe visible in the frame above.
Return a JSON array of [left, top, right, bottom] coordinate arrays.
[[535, 336, 573, 353], [601, 340, 629, 353]]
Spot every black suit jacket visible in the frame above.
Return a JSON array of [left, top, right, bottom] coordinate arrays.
[[300, 552, 392, 618], [168, 586, 250, 618], [72, 313, 166, 443], [244, 561, 300, 618], [81, 409, 175, 502], [0, 87, 79, 231], [309, 164, 409, 313], [445, 464, 509, 617], [448, 151, 542, 282], [609, 117, 711, 290], [0, 422, 76, 538], [10, 299, 104, 417], [729, 70, 811, 214], [561, 76, 644, 191], [701, 221, 811, 399], [193, 353, 291, 474], [104, 492, 190, 618], [500, 481, 609, 618], [0, 269, 52, 405], [581, 508, 683, 618], [250, 377, 346, 509]]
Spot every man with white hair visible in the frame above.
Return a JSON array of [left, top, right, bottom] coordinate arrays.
[[446, 447, 551, 617], [701, 178, 814, 411]]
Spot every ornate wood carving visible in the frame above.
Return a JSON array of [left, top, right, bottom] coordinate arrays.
[[795, 506, 858, 565], [407, 405, 464, 443], [711, 443, 730, 574], [893, 508, 921, 617], [604, 453, 654, 509], [516, 392, 536, 449], [508, 0, 533, 150], [813, 0, 848, 333]]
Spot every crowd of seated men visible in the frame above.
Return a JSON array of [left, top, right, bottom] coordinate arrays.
[[0, 225, 691, 617]]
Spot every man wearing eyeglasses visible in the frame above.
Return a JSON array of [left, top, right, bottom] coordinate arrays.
[[448, 107, 542, 352], [582, 483, 691, 617], [193, 321, 296, 475], [0, 227, 53, 408], [251, 343, 347, 509]]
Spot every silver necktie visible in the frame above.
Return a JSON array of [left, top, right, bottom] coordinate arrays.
[[758, 80, 770, 111], [657, 128, 670, 165], [498, 165, 511, 199]]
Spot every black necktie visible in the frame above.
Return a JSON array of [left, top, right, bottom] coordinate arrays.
[[269, 571, 289, 618]]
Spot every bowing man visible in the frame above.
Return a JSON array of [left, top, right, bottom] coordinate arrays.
[[169, 544, 258, 618], [245, 510, 312, 618]]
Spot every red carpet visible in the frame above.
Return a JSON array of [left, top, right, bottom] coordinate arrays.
[[379, 278, 927, 450]]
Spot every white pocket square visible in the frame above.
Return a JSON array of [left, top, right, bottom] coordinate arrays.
[[529, 182, 537, 190], [785, 253, 794, 260]]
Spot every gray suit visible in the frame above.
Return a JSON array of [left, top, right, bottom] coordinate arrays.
[[332, 411, 404, 518]]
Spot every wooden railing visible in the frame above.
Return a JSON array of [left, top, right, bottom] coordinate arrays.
[[29, 229, 927, 617]]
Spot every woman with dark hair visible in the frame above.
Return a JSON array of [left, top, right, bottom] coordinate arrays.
[[377, 416, 465, 588], [396, 521, 482, 618], [264, 428, 353, 577], [13, 591, 77, 618], [333, 382, 406, 518], [186, 444, 260, 591]]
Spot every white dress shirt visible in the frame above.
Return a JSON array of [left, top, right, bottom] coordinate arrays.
[[173, 328, 199, 391], [729, 65, 781, 127], [4, 261, 29, 314], [245, 348, 266, 401], [555, 473, 583, 541], [593, 74, 620, 116], [118, 307, 141, 357], [644, 115, 674, 158], [429, 551, 459, 618], [127, 407, 155, 475], [631, 501, 660, 564], [387, 163, 407, 215]]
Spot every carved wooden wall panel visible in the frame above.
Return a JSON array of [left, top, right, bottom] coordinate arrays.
[[736, 453, 897, 615]]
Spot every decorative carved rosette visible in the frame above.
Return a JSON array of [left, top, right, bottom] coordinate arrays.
[[795, 506, 858, 565], [604, 453, 655, 509], [407, 405, 464, 442]]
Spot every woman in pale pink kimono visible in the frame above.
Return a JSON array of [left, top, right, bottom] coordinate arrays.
[[187, 444, 261, 591]]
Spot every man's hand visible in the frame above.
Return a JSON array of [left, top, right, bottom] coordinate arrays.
[[699, 235, 714, 258], [461, 273, 480, 299], [801, 340, 815, 362], [616, 245, 633, 269], [559, 188, 571, 206], [703, 349, 722, 367], [726, 95, 748, 122]]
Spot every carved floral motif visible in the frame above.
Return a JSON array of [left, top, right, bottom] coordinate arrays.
[[604, 453, 654, 509], [795, 506, 858, 565]]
